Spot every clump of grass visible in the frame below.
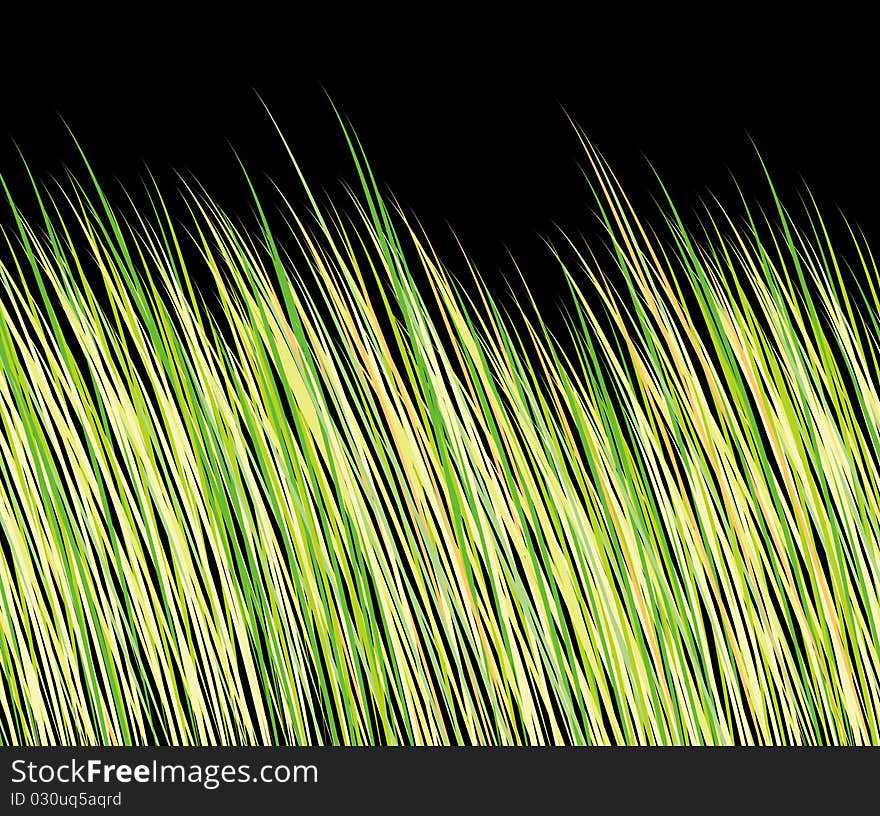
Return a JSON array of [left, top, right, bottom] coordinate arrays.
[[1, 111, 879, 745]]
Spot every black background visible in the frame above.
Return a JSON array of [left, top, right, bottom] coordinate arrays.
[[1, 23, 880, 764], [0, 65, 875, 310]]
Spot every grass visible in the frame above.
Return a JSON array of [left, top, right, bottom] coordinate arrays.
[[1, 109, 879, 745]]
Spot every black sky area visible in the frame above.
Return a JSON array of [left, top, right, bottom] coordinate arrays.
[[0, 69, 875, 312]]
